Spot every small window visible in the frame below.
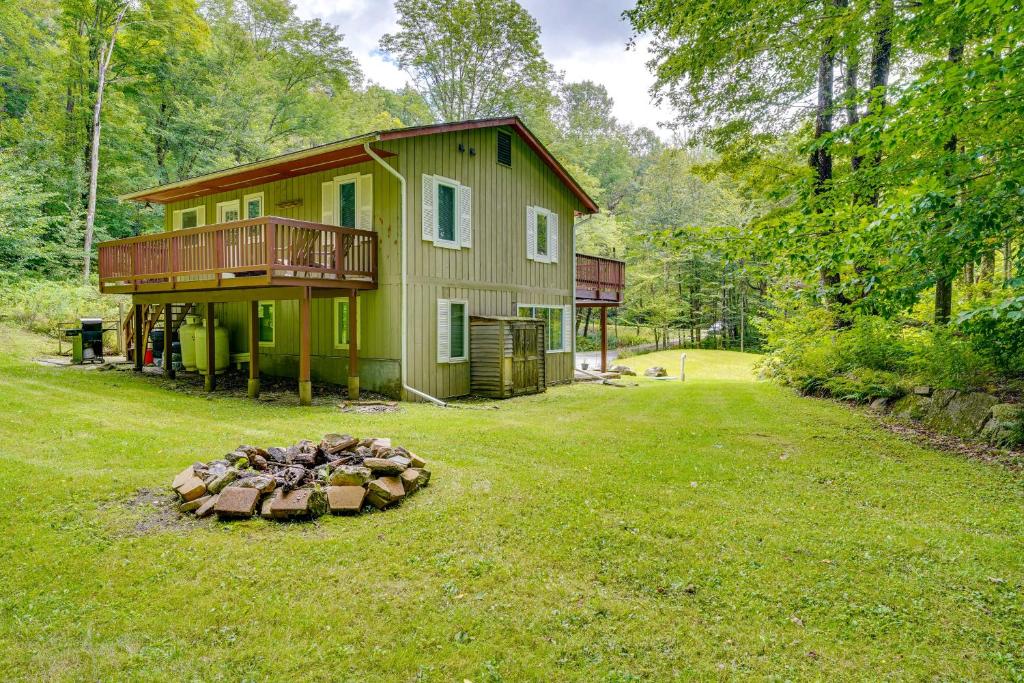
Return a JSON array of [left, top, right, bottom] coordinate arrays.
[[450, 301, 466, 359], [526, 206, 558, 263], [216, 199, 240, 224], [176, 207, 202, 230], [438, 298, 469, 363], [536, 212, 548, 258], [244, 192, 264, 219], [257, 301, 275, 347], [333, 297, 361, 349], [518, 304, 567, 352], [437, 182, 457, 243], [339, 180, 357, 228], [497, 130, 512, 166]]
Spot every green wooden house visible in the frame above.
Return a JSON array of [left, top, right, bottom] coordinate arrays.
[[99, 117, 624, 404]]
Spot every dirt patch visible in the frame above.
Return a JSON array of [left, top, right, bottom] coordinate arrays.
[[116, 487, 205, 536], [876, 418, 1024, 471]]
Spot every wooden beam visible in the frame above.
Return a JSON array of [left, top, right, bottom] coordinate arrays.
[[298, 289, 312, 406], [133, 304, 144, 371], [600, 306, 608, 373], [248, 299, 260, 398], [348, 289, 359, 400], [132, 285, 362, 306], [205, 302, 216, 392], [163, 305, 175, 379]]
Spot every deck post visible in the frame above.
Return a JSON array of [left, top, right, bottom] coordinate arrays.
[[133, 304, 144, 371], [600, 306, 608, 372], [205, 302, 216, 392], [348, 289, 359, 400], [298, 289, 312, 406], [248, 299, 260, 398], [163, 305, 175, 379]]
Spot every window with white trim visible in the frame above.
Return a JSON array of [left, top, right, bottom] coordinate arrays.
[[438, 298, 469, 363], [518, 304, 570, 352], [422, 174, 472, 249], [322, 173, 373, 230], [243, 192, 264, 219], [172, 206, 205, 230], [333, 297, 361, 349], [257, 301, 275, 347], [526, 206, 558, 263], [216, 199, 240, 224]]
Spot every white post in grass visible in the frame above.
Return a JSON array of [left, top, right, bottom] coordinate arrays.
[[680, 353, 686, 382]]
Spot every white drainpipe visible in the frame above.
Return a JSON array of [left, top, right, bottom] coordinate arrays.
[[363, 142, 448, 407]]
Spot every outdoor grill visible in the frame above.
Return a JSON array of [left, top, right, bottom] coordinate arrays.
[[64, 317, 114, 364]]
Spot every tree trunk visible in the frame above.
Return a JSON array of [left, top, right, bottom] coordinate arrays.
[[813, 2, 843, 303], [934, 277, 953, 325], [82, 3, 129, 282]]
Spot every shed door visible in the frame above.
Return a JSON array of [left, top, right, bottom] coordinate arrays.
[[511, 323, 542, 395]]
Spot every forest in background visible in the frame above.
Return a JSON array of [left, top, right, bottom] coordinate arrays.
[[0, 0, 755, 351]]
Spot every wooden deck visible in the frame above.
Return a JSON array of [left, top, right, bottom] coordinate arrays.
[[575, 253, 625, 306], [97, 216, 378, 295]]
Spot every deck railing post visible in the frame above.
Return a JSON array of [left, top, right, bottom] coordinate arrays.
[[266, 219, 277, 277]]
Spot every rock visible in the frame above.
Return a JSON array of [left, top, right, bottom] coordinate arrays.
[[214, 487, 260, 518], [260, 494, 278, 519], [279, 465, 307, 489], [366, 476, 406, 509], [388, 454, 412, 469], [231, 475, 276, 494], [913, 385, 932, 396], [174, 474, 207, 502], [234, 455, 249, 469], [172, 466, 196, 490], [296, 439, 317, 453], [644, 366, 667, 377], [890, 394, 931, 421], [179, 494, 210, 513], [207, 460, 230, 477], [329, 465, 372, 487], [195, 494, 219, 518], [399, 468, 421, 493], [326, 486, 366, 514], [250, 454, 268, 470], [270, 487, 328, 518], [207, 467, 240, 494], [927, 391, 999, 437], [266, 447, 288, 463], [981, 403, 1022, 446], [415, 468, 431, 488], [321, 433, 359, 454], [368, 437, 392, 455], [407, 452, 427, 468], [869, 396, 893, 413], [610, 364, 636, 376], [363, 457, 406, 475]]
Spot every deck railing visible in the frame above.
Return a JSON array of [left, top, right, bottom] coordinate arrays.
[[98, 216, 377, 292], [575, 253, 625, 304]]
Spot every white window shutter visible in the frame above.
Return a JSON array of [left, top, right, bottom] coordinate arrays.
[[549, 212, 559, 263], [562, 306, 571, 351], [195, 206, 206, 227], [421, 174, 434, 241], [526, 206, 537, 261], [358, 174, 373, 230], [458, 183, 472, 248], [321, 181, 335, 225], [437, 299, 450, 363]]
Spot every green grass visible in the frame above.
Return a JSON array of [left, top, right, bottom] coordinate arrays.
[[1, 326, 1022, 681]]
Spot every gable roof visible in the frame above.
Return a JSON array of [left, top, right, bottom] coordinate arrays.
[[119, 116, 599, 213]]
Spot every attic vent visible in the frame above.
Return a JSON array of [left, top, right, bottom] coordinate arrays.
[[497, 130, 512, 167]]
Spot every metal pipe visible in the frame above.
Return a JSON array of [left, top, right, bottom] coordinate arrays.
[[363, 142, 449, 407]]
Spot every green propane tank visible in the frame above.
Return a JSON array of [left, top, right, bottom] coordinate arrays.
[[178, 314, 199, 371], [194, 318, 230, 375]]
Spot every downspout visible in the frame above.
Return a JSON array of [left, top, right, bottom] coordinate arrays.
[[364, 142, 449, 407]]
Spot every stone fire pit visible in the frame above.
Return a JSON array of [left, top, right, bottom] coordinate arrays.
[[170, 434, 431, 520]]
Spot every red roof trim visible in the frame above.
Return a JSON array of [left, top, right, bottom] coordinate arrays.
[[380, 117, 599, 213]]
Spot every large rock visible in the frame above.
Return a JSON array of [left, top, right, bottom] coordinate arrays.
[[207, 467, 240, 494], [644, 366, 667, 377], [172, 466, 196, 490], [925, 391, 999, 437], [321, 433, 359, 454], [890, 394, 931, 421], [179, 494, 211, 513], [214, 487, 260, 518], [269, 487, 328, 519], [869, 396, 893, 413], [329, 465, 372, 487], [981, 403, 1022, 446], [174, 474, 207, 502], [366, 476, 405, 509], [195, 494, 219, 518], [231, 475, 276, 494], [326, 486, 366, 514], [611, 364, 637, 376], [363, 457, 406, 475]]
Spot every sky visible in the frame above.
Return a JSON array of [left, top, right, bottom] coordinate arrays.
[[290, 0, 673, 137]]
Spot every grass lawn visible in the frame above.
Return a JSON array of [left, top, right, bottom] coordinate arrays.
[[1, 329, 1022, 681]]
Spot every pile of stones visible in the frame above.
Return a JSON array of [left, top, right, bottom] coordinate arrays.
[[170, 434, 431, 520]]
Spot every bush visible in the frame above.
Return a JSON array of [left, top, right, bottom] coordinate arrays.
[[0, 274, 126, 337], [613, 333, 646, 348], [575, 335, 599, 352], [908, 326, 998, 391], [821, 368, 907, 403]]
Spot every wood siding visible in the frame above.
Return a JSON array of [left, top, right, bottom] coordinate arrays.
[[160, 126, 583, 399]]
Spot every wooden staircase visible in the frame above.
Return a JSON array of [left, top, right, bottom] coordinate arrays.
[[123, 303, 193, 362]]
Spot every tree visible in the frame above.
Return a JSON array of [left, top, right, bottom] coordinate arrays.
[[379, 0, 557, 124]]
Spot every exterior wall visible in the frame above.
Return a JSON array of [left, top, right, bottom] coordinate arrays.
[[160, 126, 584, 399], [378, 127, 581, 399]]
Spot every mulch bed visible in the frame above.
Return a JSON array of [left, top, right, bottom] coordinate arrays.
[[875, 416, 1024, 471]]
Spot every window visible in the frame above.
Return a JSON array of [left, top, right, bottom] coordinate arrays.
[[497, 130, 512, 166], [173, 206, 205, 230], [216, 199, 240, 224], [422, 174, 472, 249], [257, 301, 275, 347], [526, 206, 558, 263], [244, 192, 264, 219], [339, 180, 356, 228], [518, 304, 570, 352], [333, 297, 361, 349], [438, 298, 469, 363], [322, 173, 373, 230]]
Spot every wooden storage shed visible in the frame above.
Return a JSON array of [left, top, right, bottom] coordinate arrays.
[[469, 316, 546, 398]]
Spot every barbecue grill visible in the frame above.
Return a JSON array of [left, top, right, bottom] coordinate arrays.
[[64, 317, 116, 364]]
